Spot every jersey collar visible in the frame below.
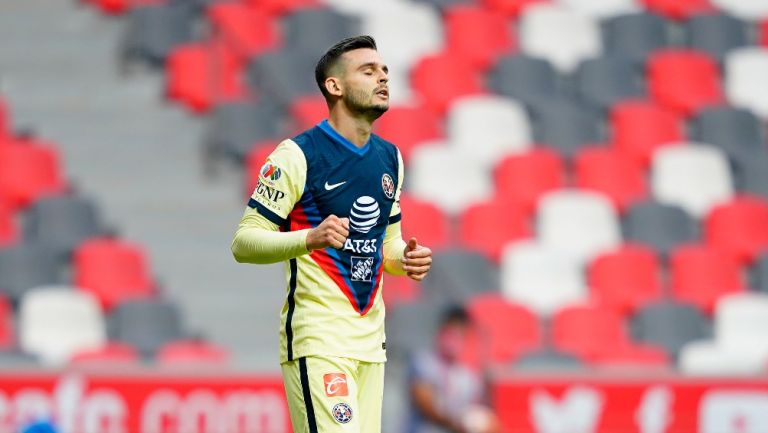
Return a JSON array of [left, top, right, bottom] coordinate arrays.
[[318, 119, 371, 156]]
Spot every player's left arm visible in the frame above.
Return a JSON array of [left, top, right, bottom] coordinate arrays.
[[383, 149, 432, 280]]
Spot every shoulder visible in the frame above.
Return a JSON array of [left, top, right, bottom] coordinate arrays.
[[371, 133, 401, 166]]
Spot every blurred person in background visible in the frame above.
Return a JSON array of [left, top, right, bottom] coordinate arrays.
[[406, 305, 501, 433]]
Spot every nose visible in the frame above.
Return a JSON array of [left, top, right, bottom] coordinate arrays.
[[378, 70, 388, 84]]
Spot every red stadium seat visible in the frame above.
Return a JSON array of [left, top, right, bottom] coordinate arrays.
[[705, 196, 768, 264], [0, 294, 14, 349], [374, 105, 443, 163], [382, 276, 420, 307], [444, 6, 515, 71], [70, 342, 140, 365], [83, 0, 164, 15], [459, 198, 531, 262], [467, 293, 541, 365], [290, 96, 327, 133], [208, 2, 279, 59], [610, 100, 684, 167], [670, 244, 745, 313], [761, 20, 768, 47], [243, 0, 318, 15], [245, 140, 280, 197], [411, 54, 485, 115], [0, 139, 66, 209], [399, 194, 450, 252], [481, 0, 549, 17], [648, 50, 723, 115], [0, 199, 18, 248], [641, 0, 713, 20], [574, 147, 647, 212], [74, 238, 154, 310], [0, 98, 9, 142], [157, 340, 230, 366], [493, 148, 565, 216], [588, 244, 662, 315]]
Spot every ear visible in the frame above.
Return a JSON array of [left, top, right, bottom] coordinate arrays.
[[324, 77, 343, 97]]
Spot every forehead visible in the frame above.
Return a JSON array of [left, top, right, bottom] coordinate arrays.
[[339, 48, 385, 69]]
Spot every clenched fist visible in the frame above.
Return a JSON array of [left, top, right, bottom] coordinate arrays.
[[306, 215, 349, 250], [402, 237, 432, 281]]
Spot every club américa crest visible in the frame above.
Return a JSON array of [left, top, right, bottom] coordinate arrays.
[[381, 173, 395, 199], [332, 402, 353, 424]]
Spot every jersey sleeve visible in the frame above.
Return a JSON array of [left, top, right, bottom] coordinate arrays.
[[383, 148, 407, 275], [231, 140, 310, 264]]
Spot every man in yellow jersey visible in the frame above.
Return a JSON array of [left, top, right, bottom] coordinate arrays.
[[231, 35, 433, 433]]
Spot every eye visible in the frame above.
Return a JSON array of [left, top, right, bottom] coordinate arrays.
[[364, 71, 373, 76]]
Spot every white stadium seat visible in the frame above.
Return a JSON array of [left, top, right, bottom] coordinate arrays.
[[520, 4, 603, 73], [408, 141, 493, 215], [710, 0, 768, 20], [555, 0, 640, 19], [447, 95, 532, 167], [536, 189, 622, 263], [678, 341, 767, 376], [725, 48, 768, 120], [651, 144, 734, 218], [19, 286, 106, 365], [501, 241, 587, 316]]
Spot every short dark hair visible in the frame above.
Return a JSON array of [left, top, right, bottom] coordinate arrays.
[[439, 305, 471, 327], [314, 35, 378, 99]]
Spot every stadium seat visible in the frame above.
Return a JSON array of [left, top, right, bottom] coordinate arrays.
[[704, 196, 768, 264], [444, 6, 515, 71], [602, 12, 670, 65], [74, 238, 154, 311], [244, 140, 280, 196], [246, 48, 320, 109], [531, 100, 605, 158], [679, 340, 765, 375], [399, 194, 450, 252], [725, 48, 768, 120], [501, 241, 586, 316], [0, 295, 14, 350], [642, 0, 713, 20], [493, 148, 565, 216], [83, 0, 165, 15], [382, 274, 419, 307], [684, 13, 750, 60], [206, 101, 283, 162], [670, 244, 745, 313], [487, 54, 559, 108], [651, 144, 734, 218], [648, 50, 723, 115], [411, 53, 485, 115], [513, 349, 584, 370], [710, 0, 768, 20], [386, 300, 445, 359], [754, 253, 768, 293], [122, 3, 196, 67], [556, 0, 640, 18], [19, 287, 106, 365], [282, 8, 360, 52], [734, 150, 768, 200], [459, 198, 531, 261], [244, 0, 318, 15], [289, 96, 327, 133], [480, 0, 548, 17], [575, 57, 645, 110], [624, 201, 698, 256], [110, 299, 185, 357], [633, 301, 711, 358], [0, 200, 18, 248], [207, 2, 279, 59], [374, 105, 442, 162], [519, 3, 603, 73], [610, 100, 684, 167], [0, 243, 60, 302], [587, 244, 662, 314], [447, 95, 532, 166], [23, 195, 104, 259], [157, 339, 230, 366], [0, 140, 66, 209], [408, 142, 493, 214], [574, 147, 647, 212], [467, 293, 541, 365], [0, 98, 9, 141], [70, 342, 140, 365], [536, 189, 622, 263], [690, 106, 764, 162], [420, 249, 499, 304], [762, 19, 768, 47]]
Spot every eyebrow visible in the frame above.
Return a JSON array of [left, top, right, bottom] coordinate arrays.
[[358, 62, 389, 74]]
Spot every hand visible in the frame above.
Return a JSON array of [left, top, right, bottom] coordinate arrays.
[[306, 215, 349, 250], [402, 237, 432, 281]]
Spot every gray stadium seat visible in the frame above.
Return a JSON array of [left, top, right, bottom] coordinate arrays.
[[385, 300, 445, 360], [513, 349, 584, 371], [624, 201, 698, 256], [532, 101, 605, 158], [23, 195, 104, 259], [109, 299, 184, 357], [122, 3, 196, 67], [575, 57, 645, 109], [206, 101, 284, 162], [734, 150, 768, 200], [0, 350, 38, 367], [420, 249, 499, 304], [0, 243, 60, 302], [754, 254, 768, 294], [632, 301, 711, 358], [411, 0, 472, 11], [684, 13, 750, 60], [602, 12, 670, 64], [488, 55, 560, 108], [691, 106, 764, 161], [282, 8, 361, 52], [247, 49, 319, 109]]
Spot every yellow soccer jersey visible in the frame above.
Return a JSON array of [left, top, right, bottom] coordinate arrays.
[[232, 120, 407, 364]]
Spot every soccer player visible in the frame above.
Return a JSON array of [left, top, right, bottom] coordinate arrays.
[[231, 35, 433, 433]]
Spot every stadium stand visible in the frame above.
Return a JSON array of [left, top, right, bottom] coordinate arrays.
[[574, 146, 647, 212], [587, 244, 662, 315], [420, 249, 499, 304], [487, 54, 560, 108], [109, 299, 185, 358], [0, 243, 60, 302], [610, 100, 684, 166], [684, 13, 750, 60], [70, 342, 141, 366], [647, 49, 723, 115], [624, 200, 699, 256], [493, 148, 565, 216], [691, 106, 765, 162], [23, 194, 105, 259], [601, 12, 670, 64], [704, 196, 768, 264], [632, 300, 711, 359], [670, 244, 745, 313], [531, 100, 605, 158], [725, 47, 768, 120], [459, 198, 531, 261], [574, 56, 645, 110]]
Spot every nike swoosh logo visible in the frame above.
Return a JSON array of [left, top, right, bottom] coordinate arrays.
[[324, 181, 347, 190]]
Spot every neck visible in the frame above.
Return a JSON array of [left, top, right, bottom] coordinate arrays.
[[327, 105, 374, 148]]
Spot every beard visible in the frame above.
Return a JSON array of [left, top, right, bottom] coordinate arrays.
[[343, 87, 389, 120]]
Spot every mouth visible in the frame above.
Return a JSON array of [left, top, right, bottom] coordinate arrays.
[[375, 88, 389, 99]]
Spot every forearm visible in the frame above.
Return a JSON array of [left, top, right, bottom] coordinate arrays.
[[383, 222, 407, 275], [231, 211, 310, 264]]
